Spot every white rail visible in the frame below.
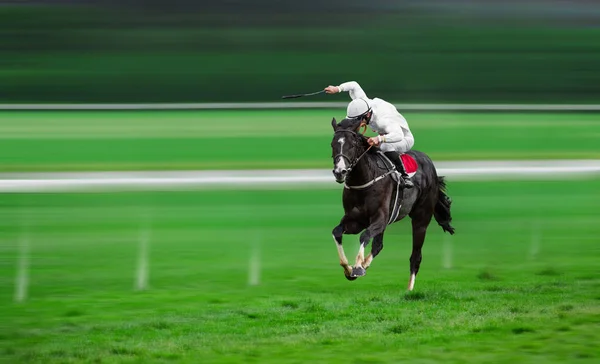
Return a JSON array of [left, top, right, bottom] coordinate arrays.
[[1, 160, 599, 193]]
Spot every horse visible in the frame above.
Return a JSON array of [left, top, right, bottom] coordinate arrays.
[[330, 117, 455, 290]]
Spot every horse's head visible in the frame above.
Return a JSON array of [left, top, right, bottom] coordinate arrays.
[[330, 117, 369, 184]]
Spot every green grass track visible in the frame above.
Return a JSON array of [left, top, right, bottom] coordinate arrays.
[[0, 110, 598, 172], [1, 179, 599, 363]]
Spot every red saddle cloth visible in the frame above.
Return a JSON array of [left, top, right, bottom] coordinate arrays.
[[400, 153, 418, 177]]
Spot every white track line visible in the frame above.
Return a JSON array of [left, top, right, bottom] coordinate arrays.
[[135, 221, 150, 291], [530, 220, 542, 260], [443, 234, 453, 269], [14, 232, 30, 303], [248, 232, 261, 286], [0, 161, 599, 193]]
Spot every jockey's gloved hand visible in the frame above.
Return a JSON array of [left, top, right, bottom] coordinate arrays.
[[324, 86, 340, 94]]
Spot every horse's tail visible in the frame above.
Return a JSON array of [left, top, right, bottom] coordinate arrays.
[[434, 176, 455, 235]]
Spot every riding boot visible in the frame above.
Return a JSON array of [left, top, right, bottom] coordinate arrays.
[[384, 152, 414, 188]]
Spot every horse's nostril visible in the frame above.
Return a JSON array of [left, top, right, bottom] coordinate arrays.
[[341, 169, 348, 175]]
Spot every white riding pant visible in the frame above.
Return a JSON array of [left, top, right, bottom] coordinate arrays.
[[380, 135, 414, 153]]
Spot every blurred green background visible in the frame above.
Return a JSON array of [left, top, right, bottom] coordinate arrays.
[[0, 110, 599, 172], [1, 1, 599, 363], [1, 0, 599, 103]]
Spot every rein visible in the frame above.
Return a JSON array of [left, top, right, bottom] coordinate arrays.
[[345, 145, 373, 172], [344, 168, 396, 190]]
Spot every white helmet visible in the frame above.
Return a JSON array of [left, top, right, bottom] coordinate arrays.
[[346, 98, 372, 119]]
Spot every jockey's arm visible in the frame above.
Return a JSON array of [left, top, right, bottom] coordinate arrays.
[[337, 81, 368, 100], [378, 119, 405, 144]]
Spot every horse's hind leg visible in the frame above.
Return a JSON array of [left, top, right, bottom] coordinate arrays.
[[408, 213, 433, 291], [332, 218, 363, 281]]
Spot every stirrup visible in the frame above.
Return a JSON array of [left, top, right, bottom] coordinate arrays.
[[402, 176, 414, 188]]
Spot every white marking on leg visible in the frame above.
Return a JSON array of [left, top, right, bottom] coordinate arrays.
[[529, 220, 541, 260], [136, 221, 150, 291], [443, 234, 453, 269], [363, 253, 373, 269], [333, 234, 352, 275], [249, 232, 261, 286], [14, 232, 30, 303], [336, 245, 349, 265], [408, 273, 416, 291], [355, 243, 365, 267], [333, 234, 349, 262]]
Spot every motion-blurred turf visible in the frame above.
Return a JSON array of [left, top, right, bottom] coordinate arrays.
[[0, 179, 599, 363], [0, 110, 599, 172]]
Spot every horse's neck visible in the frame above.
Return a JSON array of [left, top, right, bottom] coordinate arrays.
[[346, 151, 377, 186]]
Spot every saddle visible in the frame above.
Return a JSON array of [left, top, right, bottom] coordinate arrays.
[[377, 152, 418, 183], [400, 153, 418, 177]]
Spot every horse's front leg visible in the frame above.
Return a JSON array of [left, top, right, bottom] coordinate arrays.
[[352, 212, 387, 277], [332, 218, 363, 281], [363, 232, 384, 270]]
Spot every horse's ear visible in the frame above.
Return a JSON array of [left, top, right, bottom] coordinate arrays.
[[331, 117, 337, 130]]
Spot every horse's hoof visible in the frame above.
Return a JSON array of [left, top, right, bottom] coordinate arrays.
[[345, 275, 358, 281], [351, 266, 366, 277]]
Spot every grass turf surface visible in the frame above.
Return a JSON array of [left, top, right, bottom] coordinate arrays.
[[0, 110, 599, 172], [1, 179, 599, 363]]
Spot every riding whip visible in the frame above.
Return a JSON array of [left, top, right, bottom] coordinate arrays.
[[281, 90, 325, 99]]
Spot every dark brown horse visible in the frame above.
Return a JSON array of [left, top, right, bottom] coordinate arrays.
[[330, 117, 455, 290]]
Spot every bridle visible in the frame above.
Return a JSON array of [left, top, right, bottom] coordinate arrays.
[[333, 129, 372, 174], [333, 128, 397, 190]]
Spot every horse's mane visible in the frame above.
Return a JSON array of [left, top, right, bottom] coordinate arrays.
[[337, 118, 361, 130]]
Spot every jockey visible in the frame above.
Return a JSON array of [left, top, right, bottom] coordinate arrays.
[[325, 81, 415, 188]]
